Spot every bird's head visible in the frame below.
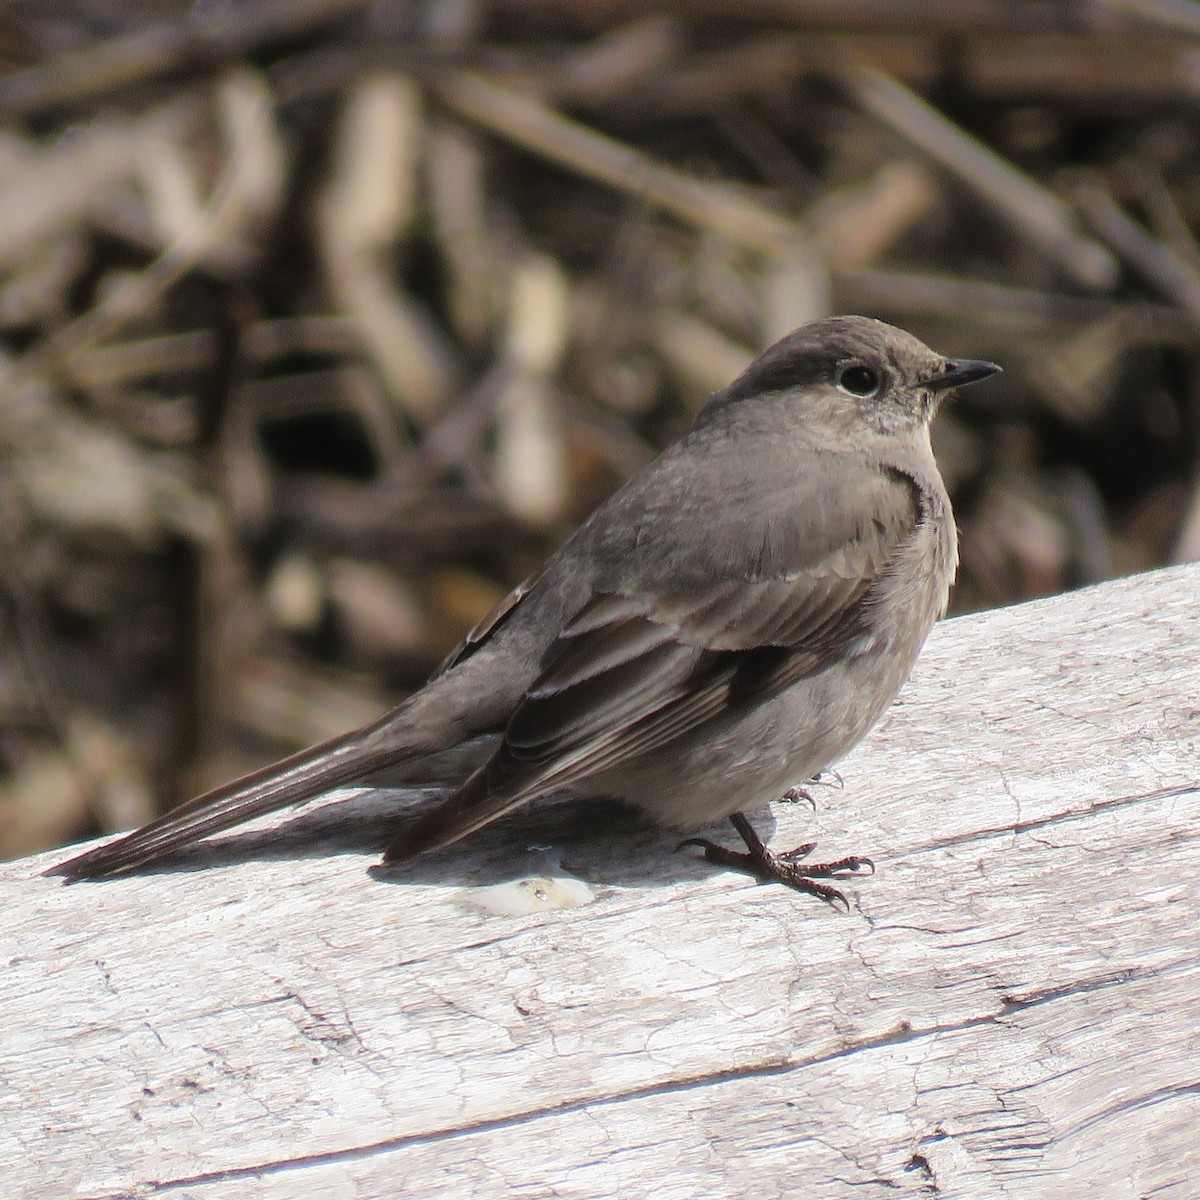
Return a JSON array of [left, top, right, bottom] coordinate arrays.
[[713, 315, 1001, 435]]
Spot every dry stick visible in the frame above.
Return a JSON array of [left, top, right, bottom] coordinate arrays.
[[485, 0, 1130, 36], [73, 319, 362, 391], [266, 31, 1196, 122], [0, 0, 372, 115], [434, 71, 803, 255], [557, 31, 935, 114], [627, 33, 944, 119], [21, 80, 272, 382], [1123, 166, 1200, 276], [1068, 173, 1200, 323], [0, 97, 202, 272], [965, 33, 1200, 104], [70, 331, 216, 388], [841, 65, 1119, 292], [1096, 0, 1200, 35], [546, 14, 685, 105], [838, 269, 1195, 342], [557, 31, 1198, 116], [319, 74, 456, 424]]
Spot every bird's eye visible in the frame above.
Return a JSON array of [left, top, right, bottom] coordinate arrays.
[[836, 363, 881, 397]]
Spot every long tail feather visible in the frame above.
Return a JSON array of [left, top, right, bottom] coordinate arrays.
[[48, 722, 415, 881]]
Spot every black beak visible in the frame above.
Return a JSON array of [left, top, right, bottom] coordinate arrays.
[[925, 358, 1002, 392]]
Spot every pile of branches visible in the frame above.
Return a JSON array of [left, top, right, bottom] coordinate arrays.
[[2, 0, 1198, 857]]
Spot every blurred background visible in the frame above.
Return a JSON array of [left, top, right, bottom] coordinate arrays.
[[2, 0, 1198, 860]]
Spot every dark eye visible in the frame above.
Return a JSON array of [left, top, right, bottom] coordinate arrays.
[[836, 364, 881, 397]]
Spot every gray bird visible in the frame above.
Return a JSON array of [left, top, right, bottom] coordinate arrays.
[[51, 316, 999, 904]]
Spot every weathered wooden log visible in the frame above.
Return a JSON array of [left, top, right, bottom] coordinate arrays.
[[3, 563, 1198, 1198]]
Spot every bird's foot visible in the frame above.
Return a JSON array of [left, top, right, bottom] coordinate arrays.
[[777, 769, 846, 811], [778, 785, 817, 811], [678, 811, 873, 910], [811, 767, 845, 790]]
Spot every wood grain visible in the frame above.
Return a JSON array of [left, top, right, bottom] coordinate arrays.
[[3, 564, 1198, 1198]]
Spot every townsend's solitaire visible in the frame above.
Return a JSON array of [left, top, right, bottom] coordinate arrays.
[[52, 315, 1000, 905]]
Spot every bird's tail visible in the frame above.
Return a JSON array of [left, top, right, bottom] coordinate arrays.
[[47, 714, 424, 882]]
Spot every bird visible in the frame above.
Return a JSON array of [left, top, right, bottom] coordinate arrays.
[[50, 315, 1000, 906]]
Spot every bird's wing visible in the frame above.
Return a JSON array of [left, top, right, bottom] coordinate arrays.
[[431, 567, 545, 678], [385, 466, 923, 860]]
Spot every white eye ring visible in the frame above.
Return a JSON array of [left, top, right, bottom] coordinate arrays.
[[836, 363, 882, 398]]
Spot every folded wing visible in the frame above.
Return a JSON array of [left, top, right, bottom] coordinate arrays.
[[385, 466, 922, 860]]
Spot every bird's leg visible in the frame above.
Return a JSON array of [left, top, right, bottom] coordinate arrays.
[[679, 811, 873, 910]]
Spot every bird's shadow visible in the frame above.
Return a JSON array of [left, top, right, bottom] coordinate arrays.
[[65, 787, 790, 891]]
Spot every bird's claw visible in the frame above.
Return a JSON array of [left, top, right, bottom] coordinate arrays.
[[677, 836, 871, 911], [778, 786, 817, 811]]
